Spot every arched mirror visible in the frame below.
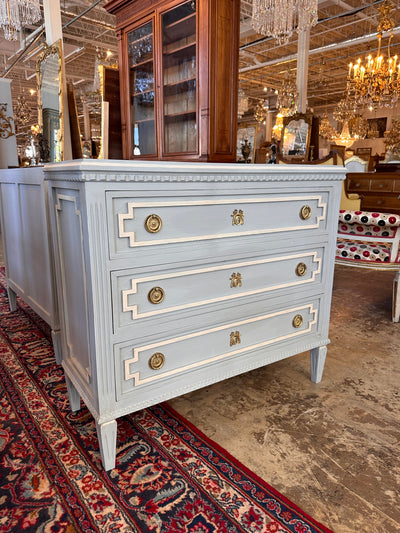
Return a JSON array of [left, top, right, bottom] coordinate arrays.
[[281, 113, 312, 160], [36, 40, 64, 162]]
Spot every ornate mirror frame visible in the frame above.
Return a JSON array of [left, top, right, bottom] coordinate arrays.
[[281, 113, 313, 160], [36, 39, 64, 162]]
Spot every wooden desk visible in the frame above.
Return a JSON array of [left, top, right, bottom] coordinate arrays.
[[346, 172, 400, 214]]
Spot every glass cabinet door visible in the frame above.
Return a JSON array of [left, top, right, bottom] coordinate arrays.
[[128, 21, 156, 156], [162, 1, 197, 155]]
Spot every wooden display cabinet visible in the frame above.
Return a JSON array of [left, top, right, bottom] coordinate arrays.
[[104, 0, 240, 162]]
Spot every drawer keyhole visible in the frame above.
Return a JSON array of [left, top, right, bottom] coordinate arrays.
[[230, 331, 241, 346], [230, 272, 242, 288], [231, 209, 244, 226]]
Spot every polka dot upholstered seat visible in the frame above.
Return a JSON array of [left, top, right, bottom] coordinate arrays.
[[335, 210, 400, 322]]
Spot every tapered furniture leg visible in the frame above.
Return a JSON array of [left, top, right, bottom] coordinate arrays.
[[65, 375, 81, 412], [310, 346, 327, 383], [96, 420, 117, 471], [51, 330, 62, 364], [392, 271, 400, 322], [7, 287, 17, 312]]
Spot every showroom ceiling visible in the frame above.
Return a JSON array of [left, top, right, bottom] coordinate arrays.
[[1, 0, 400, 134]]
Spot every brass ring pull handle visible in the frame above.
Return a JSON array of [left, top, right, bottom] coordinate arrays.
[[231, 209, 244, 226], [299, 205, 312, 220], [295, 263, 307, 277], [149, 352, 165, 370], [145, 214, 162, 233], [148, 287, 165, 304], [292, 314, 303, 328]]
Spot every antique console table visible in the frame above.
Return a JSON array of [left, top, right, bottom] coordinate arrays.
[[45, 160, 345, 470], [346, 171, 400, 214]]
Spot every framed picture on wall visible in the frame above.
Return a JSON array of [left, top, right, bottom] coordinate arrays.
[[367, 117, 387, 138]]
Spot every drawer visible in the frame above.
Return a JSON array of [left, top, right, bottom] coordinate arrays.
[[361, 196, 400, 212], [107, 192, 328, 258], [346, 177, 370, 192], [369, 180, 394, 193], [115, 301, 319, 398], [111, 248, 324, 333]]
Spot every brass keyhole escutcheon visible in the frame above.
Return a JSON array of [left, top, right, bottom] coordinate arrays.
[[296, 263, 307, 277], [231, 209, 244, 226], [145, 214, 162, 233], [148, 287, 165, 304], [300, 205, 311, 220], [230, 272, 242, 288], [292, 315, 303, 328], [149, 352, 165, 370], [230, 330, 241, 346]]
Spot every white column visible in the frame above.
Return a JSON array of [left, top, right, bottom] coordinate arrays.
[[43, 0, 62, 46], [296, 29, 310, 114]]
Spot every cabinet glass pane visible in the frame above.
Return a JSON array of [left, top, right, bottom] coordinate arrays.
[[162, 1, 197, 154], [128, 21, 155, 156]]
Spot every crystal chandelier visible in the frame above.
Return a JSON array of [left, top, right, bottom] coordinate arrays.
[[384, 119, 400, 161], [251, 0, 318, 45], [347, 0, 400, 109], [254, 100, 266, 123], [319, 113, 337, 140], [332, 95, 358, 124], [332, 120, 357, 148], [0, 0, 41, 40], [350, 115, 368, 140], [237, 88, 249, 118], [276, 69, 298, 117], [14, 94, 32, 132]]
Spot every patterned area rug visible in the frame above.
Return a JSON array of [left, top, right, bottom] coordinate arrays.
[[0, 272, 333, 533]]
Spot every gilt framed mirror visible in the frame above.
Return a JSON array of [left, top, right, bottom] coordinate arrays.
[[281, 113, 313, 160], [36, 39, 64, 162]]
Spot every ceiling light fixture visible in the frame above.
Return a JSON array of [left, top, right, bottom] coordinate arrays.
[[276, 69, 298, 117], [0, 0, 41, 41], [347, 0, 399, 109], [251, 0, 318, 45]]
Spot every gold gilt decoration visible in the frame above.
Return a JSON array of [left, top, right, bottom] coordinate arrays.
[[300, 205, 311, 220], [230, 272, 242, 288], [231, 209, 244, 226], [292, 314, 303, 328], [296, 263, 307, 277], [145, 214, 162, 233], [148, 287, 165, 304], [149, 352, 165, 370], [230, 331, 241, 346], [0, 103, 14, 139], [347, 0, 400, 109]]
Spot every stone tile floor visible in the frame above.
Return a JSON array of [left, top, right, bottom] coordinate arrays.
[[170, 265, 400, 533]]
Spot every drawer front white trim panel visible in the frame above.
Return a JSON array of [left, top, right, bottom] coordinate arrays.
[[113, 250, 322, 329], [111, 194, 327, 255], [120, 302, 318, 389]]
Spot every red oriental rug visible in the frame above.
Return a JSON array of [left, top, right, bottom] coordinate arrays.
[[0, 272, 333, 533]]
